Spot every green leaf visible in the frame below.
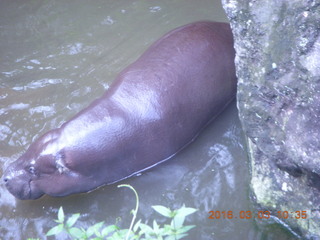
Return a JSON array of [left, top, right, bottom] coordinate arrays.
[[133, 219, 141, 233], [173, 233, 188, 240], [66, 213, 80, 228], [69, 227, 85, 238], [172, 215, 185, 229], [176, 225, 195, 234], [164, 235, 178, 240], [118, 229, 130, 237], [139, 223, 154, 234], [86, 221, 104, 237], [101, 225, 119, 237], [175, 206, 197, 218], [57, 207, 65, 223], [46, 224, 64, 236], [171, 206, 197, 229], [110, 231, 121, 240], [163, 224, 173, 234], [152, 205, 172, 218], [111, 229, 129, 239], [153, 220, 160, 234]]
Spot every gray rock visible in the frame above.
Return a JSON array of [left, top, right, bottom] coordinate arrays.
[[222, 0, 320, 238]]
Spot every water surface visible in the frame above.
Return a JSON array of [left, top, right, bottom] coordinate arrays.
[[0, 0, 296, 239]]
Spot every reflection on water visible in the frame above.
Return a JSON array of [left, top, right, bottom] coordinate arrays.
[[0, 0, 296, 239]]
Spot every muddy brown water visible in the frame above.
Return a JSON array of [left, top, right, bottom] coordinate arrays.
[[0, 0, 296, 239]]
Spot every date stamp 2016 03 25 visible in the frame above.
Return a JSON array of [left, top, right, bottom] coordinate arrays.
[[208, 210, 308, 220]]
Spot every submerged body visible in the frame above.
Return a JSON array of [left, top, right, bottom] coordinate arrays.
[[4, 21, 236, 200]]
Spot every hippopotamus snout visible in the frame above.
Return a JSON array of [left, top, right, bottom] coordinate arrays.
[[4, 168, 31, 200], [3, 163, 44, 200]]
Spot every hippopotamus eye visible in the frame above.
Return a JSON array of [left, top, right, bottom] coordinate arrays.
[[29, 166, 36, 175]]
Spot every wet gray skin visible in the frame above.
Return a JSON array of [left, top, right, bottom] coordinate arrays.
[[3, 21, 236, 200]]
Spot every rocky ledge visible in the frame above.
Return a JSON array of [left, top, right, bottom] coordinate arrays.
[[222, 0, 320, 238]]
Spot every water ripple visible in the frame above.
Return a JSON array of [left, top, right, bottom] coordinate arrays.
[[12, 78, 64, 91]]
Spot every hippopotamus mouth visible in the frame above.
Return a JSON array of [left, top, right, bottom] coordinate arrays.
[[4, 180, 30, 200], [28, 180, 44, 200], [4, 171, 43, 200], [20, 180, 32, 200]]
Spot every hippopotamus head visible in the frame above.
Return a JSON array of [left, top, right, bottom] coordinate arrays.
[[3, 129, 88, 200]]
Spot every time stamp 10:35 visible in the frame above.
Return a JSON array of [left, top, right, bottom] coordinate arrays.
[[208, 210, 308, 220]]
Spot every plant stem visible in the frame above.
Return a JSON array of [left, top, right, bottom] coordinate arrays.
[[118, 184, 139, 240]]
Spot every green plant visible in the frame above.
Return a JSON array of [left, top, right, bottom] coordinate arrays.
[[45, 184, 197, 239]]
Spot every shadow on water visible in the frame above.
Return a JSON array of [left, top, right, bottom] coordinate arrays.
[[0, 0, 297, 239]]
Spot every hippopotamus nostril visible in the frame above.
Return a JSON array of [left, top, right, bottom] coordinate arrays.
[[4, 177, 9, 183]]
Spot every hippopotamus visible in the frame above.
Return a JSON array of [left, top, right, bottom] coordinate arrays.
[[3, 21, 236, 200]]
